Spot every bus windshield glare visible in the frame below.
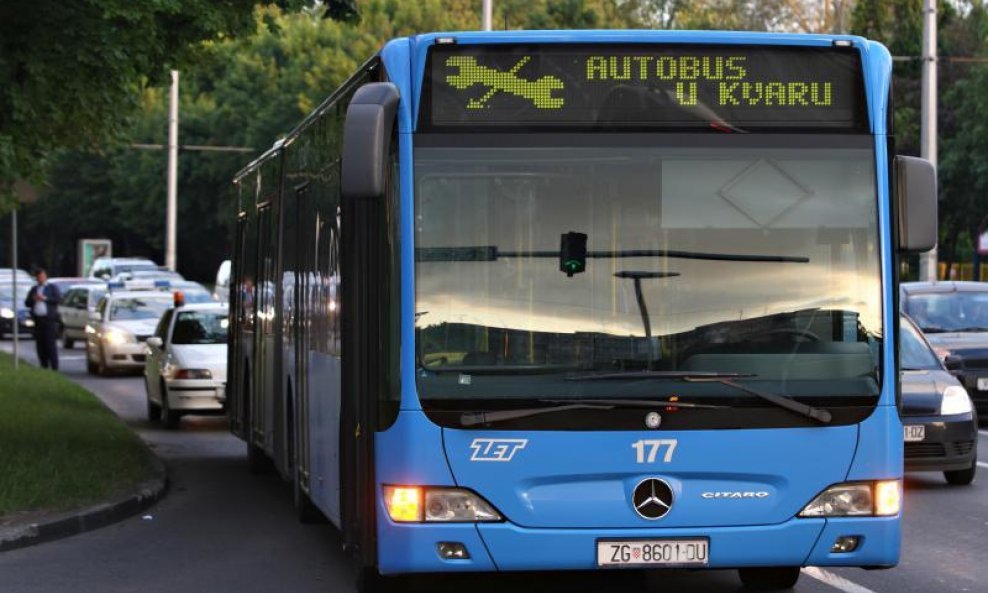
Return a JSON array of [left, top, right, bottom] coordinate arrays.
[[414, 134, 882, 416]]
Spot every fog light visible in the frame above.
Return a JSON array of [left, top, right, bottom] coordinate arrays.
[[437, 542, 470, 559], [831, 536, 860, 553]]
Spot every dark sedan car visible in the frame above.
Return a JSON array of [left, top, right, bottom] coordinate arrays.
[[900, 314, 978, 485], [901, 281, 988, 417], [0, 284, 35, 338]]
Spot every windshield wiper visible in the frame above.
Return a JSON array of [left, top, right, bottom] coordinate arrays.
[[682, 376, 832, 424], [566, 371, 755, 381], [459, 397, 727, 427], [566, 371, 831, 424]]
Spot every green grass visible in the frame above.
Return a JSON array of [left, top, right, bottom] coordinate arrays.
[[0, 352, 155, 517]]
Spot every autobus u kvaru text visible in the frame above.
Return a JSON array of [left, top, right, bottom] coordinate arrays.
[[229, 30, 937, 591]]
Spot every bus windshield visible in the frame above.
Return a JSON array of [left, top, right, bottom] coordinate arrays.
[[414, 134, 882, 412]]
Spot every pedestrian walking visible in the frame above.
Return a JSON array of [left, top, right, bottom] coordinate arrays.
[[25, 268, 61, 370]]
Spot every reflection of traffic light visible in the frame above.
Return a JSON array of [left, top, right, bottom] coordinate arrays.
[[559, 232, 587, 277]]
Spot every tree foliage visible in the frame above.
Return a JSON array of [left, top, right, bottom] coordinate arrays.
[[10, 0, 988, 281]]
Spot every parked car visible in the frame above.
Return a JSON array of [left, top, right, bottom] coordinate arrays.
[[85, 290, 173, 375], [900, 314, 979, 485], [144, 302, 229, 428], [88, 257, 160, 281], [59, 283, 108, 348], [0, 284, 34, 338], [109, 269, 184, 283], [901, 281, 988, 417], [213, 260, 231, 303]]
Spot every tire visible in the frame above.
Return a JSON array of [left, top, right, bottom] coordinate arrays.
[[86, 347, 98, 375], [145, 378, 161, 422], [944, 458, 977, 486], [160, 381, 181, 429], [97, 349, 110, 377], [738, 567, 801, 590]]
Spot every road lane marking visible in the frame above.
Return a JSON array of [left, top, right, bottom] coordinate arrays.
[[802, 567, 879, 593], [979, 430, 988, 437], [978, 462, 988, 469]]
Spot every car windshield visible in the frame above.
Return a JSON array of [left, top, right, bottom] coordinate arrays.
[[0, 285, 31, 303], [115, 263, 158, 274], [109, 296, 172, 321], [414, 134, 882, 407], [172, 311, 228, 345], [899, 316, 941, 370], [904, 290, 988, 332]]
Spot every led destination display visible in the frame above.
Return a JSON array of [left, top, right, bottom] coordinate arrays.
[[423, 44, 867, 131]]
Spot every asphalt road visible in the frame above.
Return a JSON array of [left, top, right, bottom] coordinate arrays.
[[1, 340, 986, 593]]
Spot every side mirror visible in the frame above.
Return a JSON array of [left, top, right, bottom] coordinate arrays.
[[88, 311, 101, 323], [944, 354, 963, 372], [894, 155, 938, 253], [341, 82, 400, 201], [146, 336, 163, 349]]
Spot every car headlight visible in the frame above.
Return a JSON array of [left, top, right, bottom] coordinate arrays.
[[940, 385, 973, 415], [174, 369, 212, 380], [383, 486, 502, 523], [0, 307, 13, 319], [799, 480, 901, 517], [104, 328, 136, 345]]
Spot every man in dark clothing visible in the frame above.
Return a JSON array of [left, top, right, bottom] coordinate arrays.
[[25, 268, 61, 370]]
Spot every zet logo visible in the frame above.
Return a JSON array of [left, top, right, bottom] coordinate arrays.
[[469, 438, 528, 462], [445, 56, 565, 110]]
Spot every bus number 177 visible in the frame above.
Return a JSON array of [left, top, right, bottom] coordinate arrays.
[[632, 439, 678, 463]]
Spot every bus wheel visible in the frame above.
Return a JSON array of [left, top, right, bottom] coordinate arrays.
[[738, 567, 800, 590]]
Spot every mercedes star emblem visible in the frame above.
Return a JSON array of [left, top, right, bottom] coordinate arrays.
[[632, 478, 674, 520]]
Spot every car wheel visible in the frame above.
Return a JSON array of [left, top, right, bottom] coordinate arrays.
[[86, 347, 98, 374], [145, 378, 162, 422], [738, 567, 801, 590], [160, 381, 181, 429], [97, 350, 110, 377], [944, 458, 977, 486]]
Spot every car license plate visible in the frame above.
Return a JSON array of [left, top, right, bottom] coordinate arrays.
[[597, 539, 708, 567], [903, 425, 925, 442], [977, 378, 988, 391]]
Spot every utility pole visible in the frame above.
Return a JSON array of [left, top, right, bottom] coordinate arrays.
[[482, 0, 492, 31], [166, 70, 179, 272], [11, 208, 18, 369], [919, 0, 938, 282]]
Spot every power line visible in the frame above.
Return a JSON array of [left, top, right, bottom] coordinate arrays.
[[130, 143, 255, 153]]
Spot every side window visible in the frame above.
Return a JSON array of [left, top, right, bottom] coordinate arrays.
[[63, 290, 78, 308], [155, 309, 174, 340], [95, 298, 108, 320]]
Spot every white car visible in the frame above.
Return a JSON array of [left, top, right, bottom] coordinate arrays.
[[60, 284, 108, 348], [86, 290, 173, 375], [88, 257, 160, 281], [143, 302, 229, 428]]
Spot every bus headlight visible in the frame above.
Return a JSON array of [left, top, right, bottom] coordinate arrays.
[[383, 486, 502, 523], [940, 385, 973, 415], [799, 480, 900, 517]]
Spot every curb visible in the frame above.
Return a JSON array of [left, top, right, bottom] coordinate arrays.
[[0, 455, 168, 552]]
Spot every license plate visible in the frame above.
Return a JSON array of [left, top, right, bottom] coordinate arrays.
[[977, 378, 988, 391], [903, 425, 926, 442], [597, 539, 708, 567]]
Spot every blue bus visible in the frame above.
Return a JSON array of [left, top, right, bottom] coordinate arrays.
[[230, 30, 937, 591]]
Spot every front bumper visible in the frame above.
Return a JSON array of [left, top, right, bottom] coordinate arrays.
[[164, 379, 226, 412], [1, 315, 34, 336], [376, 515, 900, 574], [902, 412, 978, 472], [102, 341, 149, 368]]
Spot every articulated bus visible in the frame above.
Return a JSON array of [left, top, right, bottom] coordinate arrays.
[[230, 31, 937, 591]]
